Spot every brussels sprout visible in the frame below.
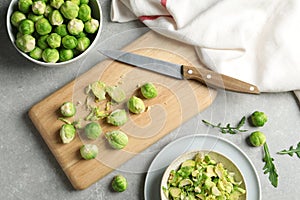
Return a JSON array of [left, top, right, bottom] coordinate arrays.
[[42, 48, 59, 63], [59, 48, 74, 61], [48, 10, 64, 26], [80, 144, 98, 160], [18, 19, 35, 35], [78, 4, 91, 22], [112, 175, 128, 192], [84, 121, 102, 140], [73, 48, 81, 56], [16, 34, 36, 53], [16, 32, 24, 39], [76, 36, 90, 51], [60, 1, 79, 19], [60, 102, 76, 117], [47, 33, 61, 48], [32, 1, 46, 15], [50, 0, 64, 9], [249, 131, 266, 147], [35, 18, 52, 35], [75, 31, 86, 38], [84, 18, 99, 34], [106, 130, 128, 150], [29, 46, 43, 60], [106, 109, 128, 126], [44, 5, 53, 17], [91, 81, 106, 100], [37, 34, 49, 49], [127, 96, 145, 114], [54, 24, 68, 36], [251, 111, 267, 127], [18, 0, 33, 13], [141, 82, 158, 99], [106, 85, 126, 103], [80, 0, 89, 4], [67, 18, 84, 35], [28, 13, 43, 22], [60, 124, 76, 144], [70, 0, 80, 5], [11, 11, 26, 27], [62, 35, 78, 49]]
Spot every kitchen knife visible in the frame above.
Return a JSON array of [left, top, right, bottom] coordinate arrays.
[[99, 49, 260, 94]]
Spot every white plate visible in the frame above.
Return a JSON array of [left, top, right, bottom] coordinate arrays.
[[144, 134, 261, 200]]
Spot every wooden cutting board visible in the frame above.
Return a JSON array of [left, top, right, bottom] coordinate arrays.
[[29, 31, 217, 190]]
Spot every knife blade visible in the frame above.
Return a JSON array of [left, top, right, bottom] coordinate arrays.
[[98, 49, 260, 94]]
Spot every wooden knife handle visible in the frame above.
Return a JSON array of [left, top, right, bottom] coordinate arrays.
[[182, 65, 260, 94]]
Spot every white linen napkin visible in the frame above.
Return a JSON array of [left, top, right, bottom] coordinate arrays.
[[111, 0, 300, 94]]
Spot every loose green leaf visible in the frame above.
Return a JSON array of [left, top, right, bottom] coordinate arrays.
[[277, 142, 300, 158], [202, 116, 248, 134], [58, 117, 72, 124], [263, 143, 278, 188]]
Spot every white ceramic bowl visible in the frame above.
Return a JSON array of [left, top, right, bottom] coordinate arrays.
[[160, 150, 246, 200], [6, 0, 102, 67]]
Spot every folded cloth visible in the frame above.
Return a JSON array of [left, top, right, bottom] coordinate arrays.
[[111, 0, 300, 93]]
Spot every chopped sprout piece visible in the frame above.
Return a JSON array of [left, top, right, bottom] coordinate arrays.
[[106, 109, 128, 126], [85, 106, 108, 121], [80, 144, 98, 160], [60, 124, 76, 143], [60, 102, 76, 117], [141, 82, 158, 99], [91, 81, 106, 100], [127, 96, 145, 114], [112, 175, 128, 192], [106, 85, 126, 103], [106, 130, 128, 150], [84, 121, 102, 140]]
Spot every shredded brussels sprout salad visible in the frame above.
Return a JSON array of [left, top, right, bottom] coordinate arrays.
[[162, 153, 246, 200]]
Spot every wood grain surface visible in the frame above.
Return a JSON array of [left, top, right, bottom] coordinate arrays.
[[29, 31, 217, 190]]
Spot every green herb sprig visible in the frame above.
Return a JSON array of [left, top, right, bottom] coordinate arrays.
[[277, 142, 300, 158], [202, 116, 248, 134], [263, 143, 278, 188]]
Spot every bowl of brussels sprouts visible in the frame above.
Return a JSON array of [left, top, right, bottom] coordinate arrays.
[[161, 151, 246, 200], [7, 0, 102, 66]]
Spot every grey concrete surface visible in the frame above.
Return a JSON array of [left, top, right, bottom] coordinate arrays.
[[1, 0, 300, 199]]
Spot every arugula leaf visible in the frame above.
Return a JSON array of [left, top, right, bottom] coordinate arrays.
[[202, 116, 248, 134], [263, 143, 278, 187], [277, 142, 300, 158]]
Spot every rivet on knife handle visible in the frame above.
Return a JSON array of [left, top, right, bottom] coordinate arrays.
[[182, 65, 260, 94]]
